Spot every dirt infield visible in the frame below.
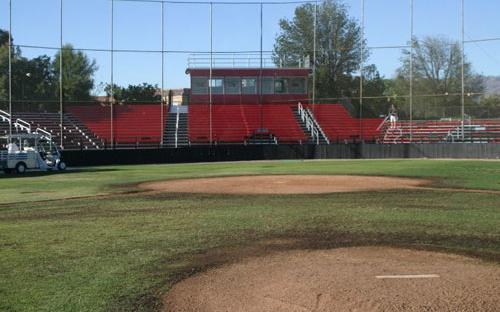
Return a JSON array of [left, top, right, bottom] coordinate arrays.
[[163, 247, 500, 312], [141, 175, 430, 194]]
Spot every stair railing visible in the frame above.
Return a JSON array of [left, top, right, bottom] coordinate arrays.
[[298, 102, 327, 145], [0, 109, 10, 123], [377, 115, 391, 143], [175, 107, 180, 148], [0, 111, 32, 134], [14, 119, 31, 133], [376, 115, 390, 131], [35, 128, 52, 141], [304, 107, 330, 145]]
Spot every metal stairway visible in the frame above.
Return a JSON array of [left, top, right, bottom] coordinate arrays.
[[292, 107, 328, 144], [164, 111, 189, 147], [294, 103, 329, 145]]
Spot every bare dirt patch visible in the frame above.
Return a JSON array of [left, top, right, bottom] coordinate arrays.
[[140, 175, 430, 195], [163, 246, 500, 312]]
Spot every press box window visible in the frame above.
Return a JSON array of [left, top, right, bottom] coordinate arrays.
[[209, 78, 224, 94], [261, 77, 274, 94], [289, 77, 306, 94], [242, 77, 257, 94], [274, 77, 289, 94], [191, 77, 208, 94], [225, 77, 241, 94]]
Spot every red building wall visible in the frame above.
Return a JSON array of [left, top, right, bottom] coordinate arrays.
[[187, 68, 311, 105]]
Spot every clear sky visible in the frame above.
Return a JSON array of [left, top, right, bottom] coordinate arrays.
[[1, 0, 499, 94]]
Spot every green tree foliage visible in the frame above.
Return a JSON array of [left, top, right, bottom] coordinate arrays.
[[1, 31, 98, 110], [105, 83, 161, 103], [393, 36, 484, 119], [53, 44, 97, 102], [472, 95, 500, 118], [0, 29, 18, 102], [273, 0, 383, 105], [13, 56, 55, 101], [1, 30, 55, 109]]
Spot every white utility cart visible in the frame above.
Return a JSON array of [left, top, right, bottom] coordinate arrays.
[[0, 133, 66, 174]]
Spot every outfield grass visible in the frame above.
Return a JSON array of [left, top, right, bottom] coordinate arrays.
[[0, 160, 499, 312]]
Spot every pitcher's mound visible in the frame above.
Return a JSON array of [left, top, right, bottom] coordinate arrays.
[[163, 247, 500, 312], [141, 175, 429, 194]]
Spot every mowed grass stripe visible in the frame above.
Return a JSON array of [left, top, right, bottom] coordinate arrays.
[[0, 159, 499, 204], [0, 160, 499, 312]]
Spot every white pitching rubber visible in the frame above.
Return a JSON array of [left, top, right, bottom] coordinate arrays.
[[375, 274, 440, 279]]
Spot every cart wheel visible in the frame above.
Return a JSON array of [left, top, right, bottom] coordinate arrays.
[[15, 162, 27, 174], [57, 161, 67, 171]]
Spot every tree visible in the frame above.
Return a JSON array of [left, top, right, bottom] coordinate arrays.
[[0, 29, 20, 102], [0, 32, 8, 101], [12, 56, 55, 101], [394, 36, 484, 118], [105, 83, 161, 103], [473, 95, 500, 118], [53, 44, 97, 102], [1, 30, 54, 109], [273, 0, 381, 101]]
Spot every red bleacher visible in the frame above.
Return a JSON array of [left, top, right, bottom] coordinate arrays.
[[309, 104, 383, 142], [67, 105, 165, 145], [381, 119, 500, 143], [189, 104, 307, 144]]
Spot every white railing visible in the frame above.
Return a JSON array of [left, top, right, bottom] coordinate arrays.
[[187, 53, 310, 69], [175, 108, 180, 148], [307, 109, 330, 144], [14, 119, 31, 133], [0, 109, 10, 123], [35, 128, 52, 141], [0, 110, 33, 135], [447, 123, 486, 143], [376, 115, 390, 131], [298, 103, 330, 145], [298, 102, 319, 144]]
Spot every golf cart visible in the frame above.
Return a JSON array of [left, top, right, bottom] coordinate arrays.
[[0, 133, 66, 174]]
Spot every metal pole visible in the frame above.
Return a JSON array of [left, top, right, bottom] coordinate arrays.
[[111, 0, 114, 148], [8, 0, 12, 140], [409, 0, 413, 142], [461, 0, 465, 141], [209, 2, 213, 144], [359, 0, 364, 142], [161, 1, 165, 146], [312, 1, 317, 108], [59, 0, 64, 148], [259, 3, 263, 132]]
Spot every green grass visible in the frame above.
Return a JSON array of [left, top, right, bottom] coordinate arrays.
[[0, 160, 499, 311]]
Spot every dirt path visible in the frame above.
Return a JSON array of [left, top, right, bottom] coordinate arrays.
[[163, 247, 500, 312], [140, 175, 430, 195]]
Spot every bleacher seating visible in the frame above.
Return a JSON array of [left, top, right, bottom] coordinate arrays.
[[462, 120, 500, 143], [12, 112, 103, 150], [188, 104, 307, 144], [67, 104, 166, 147], [308, 104, 383, 142], [380, 119, 500, 144], [3, 103, 499, 148], [0, 120, 9, 136]]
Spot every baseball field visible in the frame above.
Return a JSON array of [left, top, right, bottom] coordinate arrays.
[[1, 159, 499, 311]]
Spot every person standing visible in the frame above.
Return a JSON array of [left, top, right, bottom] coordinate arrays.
[[389, 104, 398, 128]]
